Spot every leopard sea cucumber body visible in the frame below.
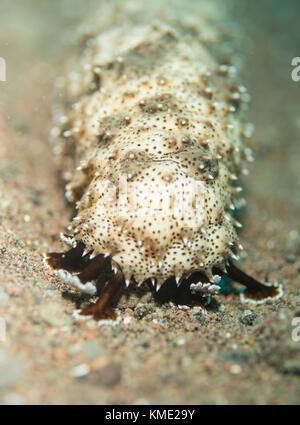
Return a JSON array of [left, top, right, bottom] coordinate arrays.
[[52, 0, 253, 291]]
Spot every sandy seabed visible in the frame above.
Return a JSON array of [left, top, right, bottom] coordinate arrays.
[[0, 0, 299, 404]]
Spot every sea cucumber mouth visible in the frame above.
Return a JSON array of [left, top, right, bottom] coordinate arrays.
[[44, 241, 283, 321], [44, 242, 215, 320]]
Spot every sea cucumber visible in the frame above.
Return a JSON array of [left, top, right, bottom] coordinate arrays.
[[45, 0, 283, 320]]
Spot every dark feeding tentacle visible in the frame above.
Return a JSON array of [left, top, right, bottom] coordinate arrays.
[[45, 244, 111, 286], [79, 270, 124, 321], [45, 244, 125, 320], [77, 255, 110, 284], [152, 271, 211, 311], [221, 260, 283, 304], [45, 242, 87, 273]]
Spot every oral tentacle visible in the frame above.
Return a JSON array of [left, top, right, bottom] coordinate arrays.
[[224, 260, 283, 304], [79, 269, 124, 321]]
